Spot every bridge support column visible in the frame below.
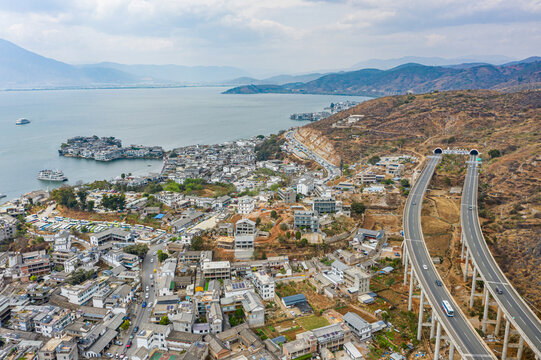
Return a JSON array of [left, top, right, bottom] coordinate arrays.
[[482, 286, 487, 305], [469, 267, 477, 308], [460, 236, 465, 260], [482, 289, 490, 333], [449, 342, 455, 359], [463, 248, 469, 281], [434, 320, 442, 360], [404, 252, 409, 286], [517, 336, 525, 360], [417, 290, 424, 340], [430, 309, 436, 339], [495, 307, 502, 336], [502, 319, 511, 360], [408, 271, 415, 311]]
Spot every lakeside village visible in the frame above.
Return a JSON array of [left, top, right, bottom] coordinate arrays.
[[0, 128, 423, 360], [290, 101, 360, 122]]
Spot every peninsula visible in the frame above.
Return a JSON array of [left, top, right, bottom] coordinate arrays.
[[58, 135, 164, 162]]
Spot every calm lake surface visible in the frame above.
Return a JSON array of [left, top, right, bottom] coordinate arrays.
[[0, 87, 369, 202]]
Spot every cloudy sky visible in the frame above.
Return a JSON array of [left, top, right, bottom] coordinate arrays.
[[1, 0, 540, 75]]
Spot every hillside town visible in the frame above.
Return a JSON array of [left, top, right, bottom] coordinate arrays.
[[0, 130, 424, 360]]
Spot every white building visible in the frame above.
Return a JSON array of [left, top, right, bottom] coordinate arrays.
[[251, 271, 275, 300], [60, 278, 108, 305], [90, 228, 132, 246], [136, 324, 171, 351], [241, 291, 265, 327], [201, 261, 231, 280], [237, 196, 255, 215]]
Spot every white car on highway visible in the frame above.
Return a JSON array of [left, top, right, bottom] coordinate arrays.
[[423, 264, 428, 270]]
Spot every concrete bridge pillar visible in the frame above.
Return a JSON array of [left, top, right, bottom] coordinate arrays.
[[408, 271, 415, 311], [517, 336, 525, 360], [434, 321, 442, 360], [464, 248, 470, 281], [502, 319, 511, 360], [430, 308, 437, 339], [495, 307, 502, 336], [469, 267, 477, 308], [417, 290, 425, 340], [482, 289, 490, 333], [460, 236, 465, 260], [449, 341, 455, 359], [403, 252, 409, 286]]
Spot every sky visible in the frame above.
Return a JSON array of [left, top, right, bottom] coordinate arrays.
[[0, 0, 540, 76]]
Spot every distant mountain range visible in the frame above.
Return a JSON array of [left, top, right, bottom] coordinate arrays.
[[0, 39, 248, 89], [350, 55, 515, 70], [224, 59, 541, 97], [1, 38, 539, 94]]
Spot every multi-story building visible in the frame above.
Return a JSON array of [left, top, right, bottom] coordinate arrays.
[[135, 324, 171, 351], [60, 278, 108, 305], [277, 188, 296, 203], [234, 234, 254, 250], [235, 219, 256, 235], [89, 228, 133, 246], [202, 261, 231, 280], [357, 171, 377, 184], [343, 268, 370, 294], [237, 196, 256, 214], [241, 291, 265, 327], [312, 322, 351, 351], [154, 191, 184, 207], [294, 211, 319, 232], [207, 302, 224, 334], [0, 214, 17, 241], [21, 250, 51, 280], [343, 312, 371, 341], [312, 197, 336, 214], [251, 271, 275, 300], [282, 331, 317, 360], [296, 177, 314, 196]]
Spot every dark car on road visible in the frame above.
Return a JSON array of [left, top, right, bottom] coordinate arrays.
[[435, 280, 442, 286], [496, 287, 503, 295]]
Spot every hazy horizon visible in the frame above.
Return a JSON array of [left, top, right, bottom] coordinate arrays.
[[0, 1, 539, 77]]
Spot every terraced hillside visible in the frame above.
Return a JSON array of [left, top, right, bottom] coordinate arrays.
[[303, 89, 541, 309]]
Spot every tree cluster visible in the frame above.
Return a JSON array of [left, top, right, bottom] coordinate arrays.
[[255, 134, 284, 161], [68, 269, 96, 285], [123, 244, 149, 258], [101, 194, 126, 211]]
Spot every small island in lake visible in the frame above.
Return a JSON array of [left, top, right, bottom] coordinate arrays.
[[58, 136, 164, 162]]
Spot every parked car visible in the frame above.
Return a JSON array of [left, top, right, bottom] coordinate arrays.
[[106, 353, 113, 358], [126, 341, 132, 348], [134, 326, 139, 333]]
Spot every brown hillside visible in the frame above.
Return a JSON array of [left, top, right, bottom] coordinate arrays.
[[303, 89, 541, 309]]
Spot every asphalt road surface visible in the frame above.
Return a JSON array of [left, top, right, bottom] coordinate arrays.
[[462, 156, 541, 357], [404, 155, 495, 359]]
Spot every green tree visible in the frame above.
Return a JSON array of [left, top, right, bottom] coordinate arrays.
[[77, 189, 88, 208], [86, 200, 95, 212], [279, 223, 288, 231], [123, 244, 149, 258], [295, 231, 301, 240], [270, 210, 278, 220], [488, 149, 501, 159], [368, 155, 381, 165], [51, 187, 78, 209], [255, 217, 261, 227], [159, 316, 170, 325], [120, 320, 130, 331], [400, 179, 410, 188], [30, 275, 37, 282], [157, 250, 169, 262], [351, 201, 366, 215], [191, 236, 204, 251]]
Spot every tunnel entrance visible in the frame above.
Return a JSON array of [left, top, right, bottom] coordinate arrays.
[[434, 148, 443, 154], [470, 149, 479, 156]]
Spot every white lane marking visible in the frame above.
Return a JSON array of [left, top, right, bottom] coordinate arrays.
[[485, 281, 509, 285]]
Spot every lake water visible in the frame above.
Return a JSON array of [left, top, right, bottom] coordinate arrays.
[[0, 87, 369, 202]]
